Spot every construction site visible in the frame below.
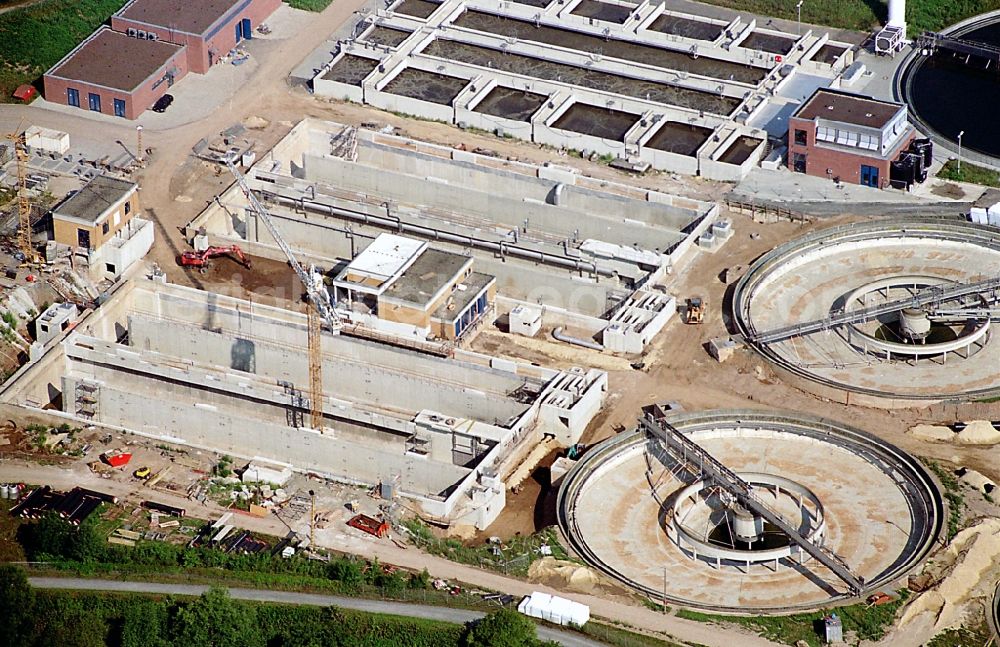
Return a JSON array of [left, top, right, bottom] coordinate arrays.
[[3, 0, 1000, 643], [0, 276, 606, 529], [186, 118, 721, 353]]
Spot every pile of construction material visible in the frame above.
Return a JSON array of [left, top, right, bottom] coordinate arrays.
[[10, 486, 117, 525], [908, 420, 1000, 445], [190, 511, 269, 555]]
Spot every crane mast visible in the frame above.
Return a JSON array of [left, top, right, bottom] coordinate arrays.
[[226, 162, 339, 431], [4, 130, 34, 261]]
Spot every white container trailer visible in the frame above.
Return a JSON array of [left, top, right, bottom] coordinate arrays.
[[517, 592, 589, 626], [24, 126, 70, 155]]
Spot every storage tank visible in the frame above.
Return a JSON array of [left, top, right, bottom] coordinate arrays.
[[0, 484, 9, 499], [899, 308, 931, 341]]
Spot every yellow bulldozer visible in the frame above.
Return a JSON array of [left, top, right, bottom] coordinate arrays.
[[685, 297, 705, 324]]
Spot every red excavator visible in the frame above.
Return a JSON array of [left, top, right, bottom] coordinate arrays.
[[179, 245, 252, 273]]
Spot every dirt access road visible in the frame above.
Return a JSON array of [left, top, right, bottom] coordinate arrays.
[[0, 459, 780, 647]]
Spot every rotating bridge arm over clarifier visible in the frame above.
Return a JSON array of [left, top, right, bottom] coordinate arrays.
[[640, 405, 864, 595], [556, 409, 943, 613], [745, 275, 1000, 345]]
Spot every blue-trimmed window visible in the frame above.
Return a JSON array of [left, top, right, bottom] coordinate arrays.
[[67, 88, 80, 107], [88, 93, 101, 112], [114, 98, 126, 117]]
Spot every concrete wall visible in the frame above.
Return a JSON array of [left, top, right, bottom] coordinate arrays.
[[126, 308, 529, 425], [303, 150, 690, 249], [99, 216, 154, 279], [60, 369, 469, 497]]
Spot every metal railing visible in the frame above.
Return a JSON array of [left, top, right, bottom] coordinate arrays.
[[640, 404, 864, 595], [747, 275, 1000, 345]]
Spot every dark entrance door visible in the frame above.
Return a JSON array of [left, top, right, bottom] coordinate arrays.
[[241, 18, 252, 40], [860, 164, 879, 188]]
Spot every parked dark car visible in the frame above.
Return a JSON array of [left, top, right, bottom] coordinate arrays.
[[152, 94, 174, 113]]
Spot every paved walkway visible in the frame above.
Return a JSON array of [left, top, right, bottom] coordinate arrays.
[[733, 167, 937, 205], [27, 577, 603, 647]]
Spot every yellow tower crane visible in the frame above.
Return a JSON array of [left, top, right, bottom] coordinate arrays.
[[3, 129, 37, 263], [226, 161, 340, 433], [307, 305, 323, 430]]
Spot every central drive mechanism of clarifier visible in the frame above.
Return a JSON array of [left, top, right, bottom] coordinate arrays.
[[557, 409, 943, 613]]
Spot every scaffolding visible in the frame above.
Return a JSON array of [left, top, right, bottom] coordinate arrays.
[[74, 381, 100, 420]]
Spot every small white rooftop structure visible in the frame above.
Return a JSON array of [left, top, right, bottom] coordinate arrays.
[[332, 233, 427, 296], [242, 459, 294, 486], [518, 592, 589, 626]]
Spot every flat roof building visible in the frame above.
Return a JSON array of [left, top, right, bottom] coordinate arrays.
[[333, 233, 496, 342], [44, 0, 279, 119], [113, 0, 281, 74], [43, 27, 187, 119], [52, 175, 153, 280], [788, 88, 916, 188]]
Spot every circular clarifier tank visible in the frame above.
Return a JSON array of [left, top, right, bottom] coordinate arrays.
[[900, 16, 1000, 162], [731, 218, 1000, 404], [557, 410, 942, 613]]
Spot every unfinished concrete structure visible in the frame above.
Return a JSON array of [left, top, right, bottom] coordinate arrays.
[[51, 174, 154, 281], [187, 119, 717, 352], [313, 0, 856, 178], [1, 278, 607, 529], [732, 219, 1000, 407], [557, 409, 942, 612]]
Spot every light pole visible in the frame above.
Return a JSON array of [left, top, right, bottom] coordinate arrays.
[[796, 1, 803, 36], [957, 130, 965, 174], [136, 125, 143, 164]]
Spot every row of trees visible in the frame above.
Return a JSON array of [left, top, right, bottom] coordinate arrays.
[[17, 512, 423, 594], [0, 565, 555, 647]]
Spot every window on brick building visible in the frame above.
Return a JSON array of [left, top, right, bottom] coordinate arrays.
[[794, 129, 807, 146]]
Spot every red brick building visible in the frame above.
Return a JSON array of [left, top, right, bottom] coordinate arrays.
[[787, 88, 916, 188], [43, 0, 279, 119], [44, 28, 188, 120], [112, 0, 282, 74]]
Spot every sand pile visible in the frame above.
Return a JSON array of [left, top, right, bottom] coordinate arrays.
[[956, 420, 1000, 445], [243, 115, 270, 130], [909, 424, 953, 442], [908, 421, 1000, 444], [528, 557, 603, 593], [890, 519, 1000, 643]]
